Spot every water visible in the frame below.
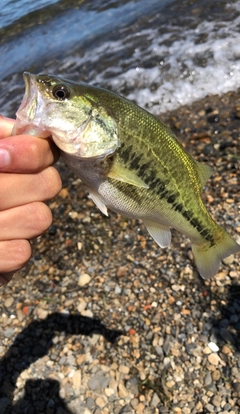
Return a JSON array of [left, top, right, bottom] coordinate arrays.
[[0, 0, 240, 117]]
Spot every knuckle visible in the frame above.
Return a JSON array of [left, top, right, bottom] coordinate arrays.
[[38, 167, 62, 200], [9, 240, 32, 270], [28, 140, 43, 170], [27, 202, 53, 235]]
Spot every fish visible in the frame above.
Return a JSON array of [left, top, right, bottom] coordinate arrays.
[[13, 72, 240, 279]]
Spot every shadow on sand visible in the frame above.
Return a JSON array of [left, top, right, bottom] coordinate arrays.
[[0, 312, 123, 413]]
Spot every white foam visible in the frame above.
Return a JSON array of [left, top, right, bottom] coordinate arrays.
[[59, 4, 240, 114]]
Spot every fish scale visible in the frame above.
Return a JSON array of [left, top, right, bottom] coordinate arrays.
[[13, 72, 240, 279]]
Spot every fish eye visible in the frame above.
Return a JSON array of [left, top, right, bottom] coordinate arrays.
[[52, 85, 70, 101]]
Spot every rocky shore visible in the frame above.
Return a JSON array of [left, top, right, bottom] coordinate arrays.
[[0, 89, 240, 414]]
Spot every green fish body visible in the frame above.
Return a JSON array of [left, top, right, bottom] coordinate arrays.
[[13, 72, 240, 279]]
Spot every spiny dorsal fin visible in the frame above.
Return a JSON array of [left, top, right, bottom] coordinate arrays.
[[108, 160, 149, 189]]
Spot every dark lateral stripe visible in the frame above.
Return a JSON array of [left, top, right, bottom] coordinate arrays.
[[129, 154, 142, 170], [175, 204, 215, 245], [119, 143, 215, 245]]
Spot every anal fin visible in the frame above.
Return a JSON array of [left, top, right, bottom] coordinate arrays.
[[143, 218, 171, 248]]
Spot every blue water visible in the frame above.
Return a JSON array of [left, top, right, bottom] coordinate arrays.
[[0, 0, 240, 116], [0, 0, 59, 28]]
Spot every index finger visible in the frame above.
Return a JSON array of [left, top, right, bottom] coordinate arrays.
[[0, 115, 15, 139], [0, 134, 60, 173]]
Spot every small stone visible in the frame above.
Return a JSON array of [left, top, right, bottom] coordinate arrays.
[[114, 284, 121, 294], [59, 188, 69, 198], [150, 392, 160, 408], [36, 308, 48, 319], [231, 367, 240, 380], [88, 333, 100, 345], [195, 402, 203, 411], [222, 345, 232, 355], [95, 396, 107, 408], [166, 380, 175, 388], [78, 273, 91, 287], [77, 299, 87, 312], [72, 370, 81, 390], [4, 328, 15, 338], [4, 297, 14, 308], [86, 398, 95, 409], [116, 266, 128, 277], [136, 402, 145, 413], [203, 346, 212, 355], [208, 353, 220, 366], [211, 394, 222, 407], [16, 309, 25, 322], [205, 403, 215, 412], [88, 371, 109, 390], [119, 365, 130, 374], [204, 372, 212, 386], [105, 388, 115, 397], [208, 342, 219, 352], [118, 383, 129, 399], [173, 408, 182, 414], [212, 370, 221, 381], [232, 382, 240, 392], [222, 254, 234, 265]]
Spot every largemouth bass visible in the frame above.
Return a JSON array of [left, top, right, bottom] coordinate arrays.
[[13, 72, 239, 279]]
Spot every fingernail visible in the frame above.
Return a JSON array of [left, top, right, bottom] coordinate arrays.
[[0, 148, 11, 168]]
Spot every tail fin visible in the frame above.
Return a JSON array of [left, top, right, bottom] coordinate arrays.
[[192, 232, 240, 279]]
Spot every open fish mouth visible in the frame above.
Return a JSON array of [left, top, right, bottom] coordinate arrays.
[[12, 72, 50, 137]]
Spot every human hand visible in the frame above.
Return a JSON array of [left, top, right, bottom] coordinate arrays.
[[0, 115, 62, 286]]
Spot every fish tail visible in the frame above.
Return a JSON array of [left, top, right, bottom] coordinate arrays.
[[192, 231, 240, 279]]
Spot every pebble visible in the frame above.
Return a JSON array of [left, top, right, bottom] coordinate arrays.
[[151, 393, 160, 407], [211, 394, 222, 407], [119, 365, 130, 374], [222, 254, 234, 265], [77, 299, 87, 312], [204, 372, 212, 386], [231, 367, 240, 380], [95, 396, 107, 408], [3, 328, 15, 338], [118, 383, 129, 399], [208, 342, 219, 352], [4, 297, 14, 308], [36, 308, 48, 319], [88, 371, 110, 390], [208, 353, 221, 366], [222, 345, 232, 355], [205, 403, 215, 412], [212, 370, 221, 381], [72, 370, 81, 390], [78, 273, 91, 287]]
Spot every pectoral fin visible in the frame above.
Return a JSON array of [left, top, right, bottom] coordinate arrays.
[[143, 219, 171, 248], [89, 190, 108, 216], [108, 161, 149, 189]]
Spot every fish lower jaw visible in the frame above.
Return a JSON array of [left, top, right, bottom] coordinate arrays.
[[12, 119, 50, 138]]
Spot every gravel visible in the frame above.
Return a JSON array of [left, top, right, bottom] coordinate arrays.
[[0, 89, 240, 413]]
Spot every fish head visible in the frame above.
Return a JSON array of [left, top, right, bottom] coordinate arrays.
[[13, 72, 119, 157]]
